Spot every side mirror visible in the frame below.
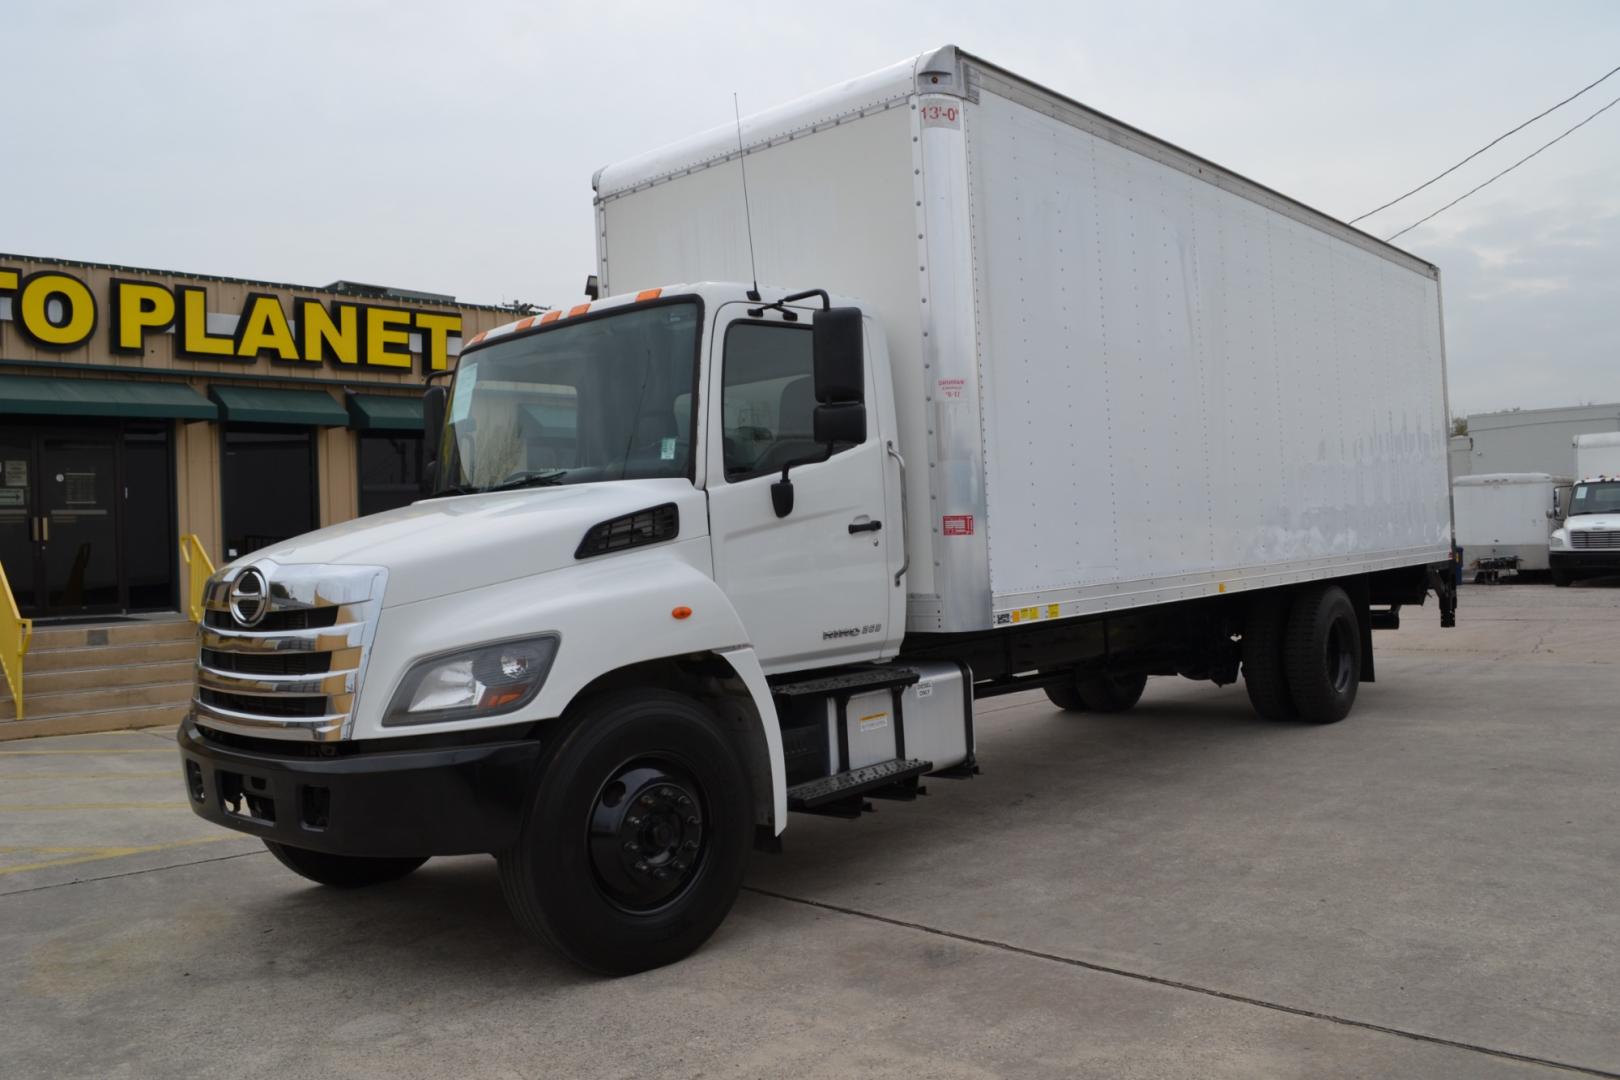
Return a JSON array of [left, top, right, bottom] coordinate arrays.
[[813, 307, 865, 405], [421, 385, 447, 493]]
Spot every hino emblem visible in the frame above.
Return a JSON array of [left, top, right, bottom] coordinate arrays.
[[229, 568, 269, 628]]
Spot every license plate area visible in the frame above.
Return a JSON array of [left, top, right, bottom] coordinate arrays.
[[218, 770, 276, 824]]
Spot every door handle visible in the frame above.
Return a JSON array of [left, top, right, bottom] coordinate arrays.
[[40, 516, 49, 543], [848, 520, 883, 534]]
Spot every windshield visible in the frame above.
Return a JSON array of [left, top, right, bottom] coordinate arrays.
[[1569, 481, 1620, 517], [438, 302, 700, 493]]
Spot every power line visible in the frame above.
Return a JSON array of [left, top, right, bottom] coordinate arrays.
[[1385, 91, 1620, 242], [1350, 62, 1620, 224]]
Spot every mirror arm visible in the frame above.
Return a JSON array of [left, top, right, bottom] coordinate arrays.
[[770, 443, 839, 519]]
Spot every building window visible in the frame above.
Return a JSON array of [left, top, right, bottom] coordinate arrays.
[[221, 425, 316, 560], [358, 431, 425, 517]]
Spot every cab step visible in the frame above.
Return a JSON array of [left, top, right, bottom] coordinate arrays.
[[787, 757, 932, 818]]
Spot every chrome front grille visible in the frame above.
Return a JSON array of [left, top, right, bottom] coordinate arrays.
[[193, 561, 388, 742], [1570, 530, 1620, 550]]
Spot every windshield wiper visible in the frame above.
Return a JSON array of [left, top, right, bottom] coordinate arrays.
[[488, 469, 571, 492]]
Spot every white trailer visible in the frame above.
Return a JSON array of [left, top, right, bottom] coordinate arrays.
[[179, 46, 1457, 974], [1453, 473, 1571, 580], [1550, 433, 1620, 584]]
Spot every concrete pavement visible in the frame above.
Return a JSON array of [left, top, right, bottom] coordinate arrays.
[[2, 584, 1617, 1078]]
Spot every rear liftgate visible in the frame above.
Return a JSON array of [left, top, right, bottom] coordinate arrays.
[[773, 662, 977, 819]]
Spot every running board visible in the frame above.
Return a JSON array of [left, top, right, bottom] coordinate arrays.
[[787, 757, 933, 817]]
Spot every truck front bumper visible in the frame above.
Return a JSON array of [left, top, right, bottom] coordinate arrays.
[[1550, 551, 1620, 575], [177, 714, 542, 858]]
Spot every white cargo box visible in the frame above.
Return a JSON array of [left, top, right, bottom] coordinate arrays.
[[1453, 473, 1569, 571], [594, 46, 1453, 634]]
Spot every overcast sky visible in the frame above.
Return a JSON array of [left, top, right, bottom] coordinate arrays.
[[6, 0, 1617, 415]]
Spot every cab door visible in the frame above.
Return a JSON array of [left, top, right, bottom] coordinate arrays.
[[704, 305, 893, 672]]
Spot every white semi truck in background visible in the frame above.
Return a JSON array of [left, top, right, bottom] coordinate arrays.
[[1453, 473, 1572, 582], [1551, 433, 1620, 586], [178, 46, 1457, 974]]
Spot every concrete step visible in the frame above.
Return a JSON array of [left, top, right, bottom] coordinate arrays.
[[0, 680, 192, 722], [0, 702, 186, 742], [24, 659, 195, 695], [28, 617, 196, 653], [25, 638, 196, 672]]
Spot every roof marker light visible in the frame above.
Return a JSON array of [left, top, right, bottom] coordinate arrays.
[[636, 288, 663, 302], [568, 303, 591, 318]]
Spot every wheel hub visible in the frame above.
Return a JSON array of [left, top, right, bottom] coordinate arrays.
[[588, 762, 706, 911]]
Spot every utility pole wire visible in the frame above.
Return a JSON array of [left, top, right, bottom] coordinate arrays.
[[1385, 91, 1620, 242], [1351, 62, 1620, 224]]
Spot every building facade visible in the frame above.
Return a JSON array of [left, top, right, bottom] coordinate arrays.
[[1453, 403, 1620, 479], [0, 254, 513, 619]]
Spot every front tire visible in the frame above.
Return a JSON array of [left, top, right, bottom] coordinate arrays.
[[1283, 584, 1361, 724], [497, 689, 753, 975], [1551, 566, 1572, 587], [263, 841, 426, 888]]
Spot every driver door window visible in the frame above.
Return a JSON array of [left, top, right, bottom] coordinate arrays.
[[722, 322, 854, 480]]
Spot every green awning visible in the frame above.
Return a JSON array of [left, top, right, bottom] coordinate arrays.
[[209, 386, 348, 427], [0, 374, 217, 419], [346, 393, 424, 431]]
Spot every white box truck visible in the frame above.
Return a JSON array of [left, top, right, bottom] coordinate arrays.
[[178, 46, 1456, 973], [1550, 432, 1620, 585], [1453, 473, 1571, 581]]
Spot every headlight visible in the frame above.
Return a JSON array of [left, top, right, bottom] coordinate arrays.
[[384, 634, 559, 726], [1550, 531, 1568, 550]]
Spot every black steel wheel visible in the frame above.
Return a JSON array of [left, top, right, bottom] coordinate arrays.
[[497, 689, 752, 975], [1242, 590, 1297, 721], [1283, 584, 1361, 724], [262, 841, 426, 888]]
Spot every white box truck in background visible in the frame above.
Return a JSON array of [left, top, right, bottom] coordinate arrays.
[[1453, 473, 1572, 582], [179, 46, 1456, 973], [1551, 433, 1620, 585]]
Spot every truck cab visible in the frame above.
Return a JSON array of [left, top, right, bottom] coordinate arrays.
[[1550, 476, 1620, 586]]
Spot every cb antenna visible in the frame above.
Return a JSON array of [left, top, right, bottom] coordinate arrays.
[[733, 92, 761, 301]]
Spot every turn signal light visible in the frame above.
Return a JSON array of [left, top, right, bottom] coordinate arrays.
[[672, 606, 692, 620]]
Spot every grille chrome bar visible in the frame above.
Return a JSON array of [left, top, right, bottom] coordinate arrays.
[[1570, 530, 1620, 550], [192, 561, 387, 742]]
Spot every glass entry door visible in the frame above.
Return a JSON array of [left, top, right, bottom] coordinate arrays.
[[0, 421, 173, 618], [39, 429, 121, 613], [0, 430, 38, 612]]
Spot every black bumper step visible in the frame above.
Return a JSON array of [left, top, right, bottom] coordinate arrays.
[[788, 757, 933, 813]]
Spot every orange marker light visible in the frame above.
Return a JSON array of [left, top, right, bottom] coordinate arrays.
[[515, 316, 535, 331], [671, 606, 693, 620], [540, 310, 561, 324], [568, 303, 591, 318], [636, 288, 663, 302], [467, 331, 487, 346]]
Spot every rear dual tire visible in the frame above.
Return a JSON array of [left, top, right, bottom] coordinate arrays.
[[1044, 671, 1148, 713], [1243, 584, 1361, 724]]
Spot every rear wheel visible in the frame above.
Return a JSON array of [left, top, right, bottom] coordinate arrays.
[[263, 842, 426, 888], [1076, 671, 1148, 712], [1283, 584, 1361, 724], [497, 689, 753, 975], [1242, 591, 1296, 721], [1043, 671, 1147, 712]]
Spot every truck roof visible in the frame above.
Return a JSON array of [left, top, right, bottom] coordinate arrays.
[[593, 45, 1437, 281]]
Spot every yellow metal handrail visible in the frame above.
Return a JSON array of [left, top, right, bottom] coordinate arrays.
[[1, 559, 32, 721], [179, 534, 215, 624]]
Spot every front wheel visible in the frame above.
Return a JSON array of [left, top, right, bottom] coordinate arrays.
[[498, 689, 753, 975], [1551, 566, 1572, 587], [263, 841, 427, 888]]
